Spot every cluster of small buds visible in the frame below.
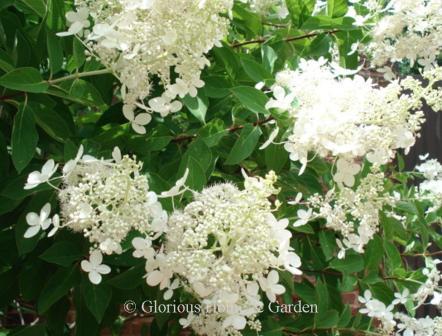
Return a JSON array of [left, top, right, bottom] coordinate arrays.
[[58, 0, 233, 134], [301, 168, 390, 258], [23, 146, 168, 258], [415, 155, 442, 213], [240, 0, 288, 19], [58, 147, 167, 255], [264, 58, 442, 180], [366, 0, 442, 72], [138, 171, 302, 335], [413, 258, 442, 308]]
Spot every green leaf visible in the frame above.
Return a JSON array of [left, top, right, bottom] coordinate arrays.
[[17, 0, 47, 17], [9, 325, 47, 336], [46, 31, 63, 74], [364, 235, 383, 272], [40, 241, 85, 267], [82, 280, 112, 323], [0, 68, 49, 93], [178, 140, 213, 191], [68, 79, 107, 109], [301, 16, 355, 30], [73, 287, 100, 336], [285, 0, 316, 27], [384, 240, 402, 271], [327, 0, 348, 18], [73, 38, 86, 69], [0, 50, 14, 72], [261, 45, 278, 74], [225, 125, 262, 165], [240, 56, 273, 82], [318, 231, 335, 261], [11, 104, 39, 173], [264, 144, 288, 173], [183, 92, 208, 124], [31, 100, 74, 143], [330, 254, 364, 273], [315, 310, 340, 328], [108, 263, 145, 290], [231, 86, 269, 116], [38, 266, 81, 313]]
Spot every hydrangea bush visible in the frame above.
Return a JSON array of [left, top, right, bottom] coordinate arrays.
[[0, 0, 441, 335]]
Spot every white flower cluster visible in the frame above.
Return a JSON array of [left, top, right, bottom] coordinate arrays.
[[58, 147, 167, 255], [241, 0, 288, 19], [367, 0, 442, 70], [59, 0, 233, 134], [302, 169, 390, 258], [136, 171, 302, 336], [416, 156, 442, 213], [265, 59, 442, 181], [24, 146, 167, 257], [359, 260, 442, 336]]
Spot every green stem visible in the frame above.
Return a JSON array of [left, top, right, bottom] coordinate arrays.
[[48, 69, 112, 85]]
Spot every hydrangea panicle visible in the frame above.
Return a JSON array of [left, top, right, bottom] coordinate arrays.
[[138, 171, 302, 335]]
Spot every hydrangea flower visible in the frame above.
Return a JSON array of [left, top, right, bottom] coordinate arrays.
[[140, 171, 302, 335], [81, 250, 111, 285], [58, 0, 233, 134], [267, 59, 442, 176], [24, 203, 52, 238]]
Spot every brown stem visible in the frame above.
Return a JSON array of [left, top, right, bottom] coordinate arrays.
[[231, 30, 340, 48], [172, 116, 274, 143]]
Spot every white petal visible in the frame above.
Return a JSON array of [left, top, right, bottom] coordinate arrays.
[[259, 126, 279, 150], [26, 212, 40, 226], [89, 250, 103, 266], [26, 171, 43, 185], [41, 160, 56, 176], [40, 203, 51, 221], [88, 271, 102, 285], [81, 260, 93, 272], [112, 147, 122, 162], [41, 218, 52, 230], [134, 113, 152, 126], [170, 101, 182, 113], [267, 270, 279, 284], [123, 105, 135, 121], [68, 21, 84, 35], [146, 270, 163, 286], [24, 226, 40, 238], [272, 284, 286, 295], [273, 86, 286, 101], [47, 226, 58, 237], [164, 289, 173, 300], [231, 316, 247, 330], [132, 123, 147, 134], [132, 237, 150, 250], [63, 160, 76, 175], [96, 264, 111, 275]]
